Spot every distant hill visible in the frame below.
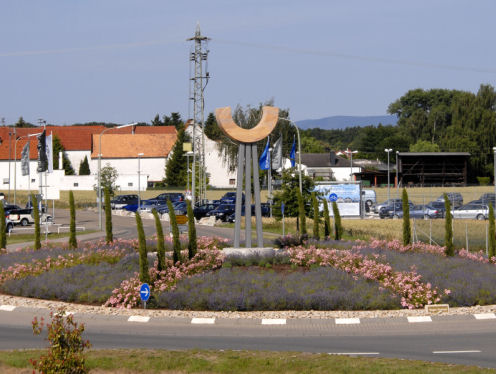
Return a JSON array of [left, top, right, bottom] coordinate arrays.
[[295, 115, 398, 130]]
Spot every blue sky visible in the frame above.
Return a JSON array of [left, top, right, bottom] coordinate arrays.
[[1, 0, 495, 125]]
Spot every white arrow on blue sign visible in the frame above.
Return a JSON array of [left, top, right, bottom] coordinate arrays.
[[140, 283, 150, 302], [329, 193, 338, 202]]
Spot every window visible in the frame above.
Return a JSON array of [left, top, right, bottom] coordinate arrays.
[[229, 179, 235, 185], [31, 178, 35, 183], [2, 178, 9, 185], [73, 182, 79, 187], [128, 182, 133, 187]]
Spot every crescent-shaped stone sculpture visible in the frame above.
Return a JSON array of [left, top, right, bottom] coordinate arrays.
[[215, 106, 279, 143]]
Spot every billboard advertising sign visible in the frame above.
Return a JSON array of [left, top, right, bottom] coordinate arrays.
[[314, 183, 361, 217]]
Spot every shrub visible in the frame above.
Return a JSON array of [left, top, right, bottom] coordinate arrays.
[[312, 192, 320, 240], [135, 211, 150, 284], [32, 193, 41, 250], [402, 188, 411, 246], [477, 176, 490, 186], [444, 193, 454, 256], [323, 199, 331, 239], [332, 201, 342, 240], [274, 234, 302, 248], [104, 187, 112, 244], [152, 209, 166, 272], [31, 309, 91, 374], [167, 199, 182, 264], [0, 201, 6, 249], [490, 204, 496, 259], [69, 190, 77, 249], [187, 200, 197, 259]]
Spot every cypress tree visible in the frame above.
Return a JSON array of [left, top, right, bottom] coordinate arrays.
[[444, 193, 454, 256], [104, 187, 112, 243], [164, 127, 187, 187], [186, 200, 197, 259], [0, 201, 6, 249], [332, 201, 342, 240], [32, 194, 41, 250], [135, 211, 150, 284], [78, 155, 91, 175], [167, 200, 182, 264], [68, 190, 77, 249], [297, 189, 307, 239], [489, 204, 496, 259], [323, 199, 331, 239], [312, 192, 320, 240], [152, 209, 166, 272], [402, 188, 411, 246]]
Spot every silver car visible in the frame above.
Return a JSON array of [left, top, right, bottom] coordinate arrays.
[[451, 203, 489, 220]]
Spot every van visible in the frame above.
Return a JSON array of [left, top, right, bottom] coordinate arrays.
[[362, 189, 377, 207]]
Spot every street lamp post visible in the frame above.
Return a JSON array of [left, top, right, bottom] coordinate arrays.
[[278, 118, 302, 193], [185, 151, 194, 198], [98, 122, 137, 230], [346, 149, 358, 182], [14, 132, 42, 206], [137, 153, 144, 213], [385, 148, 392, 201]]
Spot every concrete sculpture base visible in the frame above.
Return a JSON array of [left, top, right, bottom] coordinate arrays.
[[222, 247, 275, 258]]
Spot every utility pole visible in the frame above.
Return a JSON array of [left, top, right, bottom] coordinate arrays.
[[187, 23, 210, 205]]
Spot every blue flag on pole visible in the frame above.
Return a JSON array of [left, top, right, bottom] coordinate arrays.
[[259, 138, 270, 170], [290, 136, 296, 167]]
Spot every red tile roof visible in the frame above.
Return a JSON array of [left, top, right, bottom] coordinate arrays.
[[0, 125, 177, 160]]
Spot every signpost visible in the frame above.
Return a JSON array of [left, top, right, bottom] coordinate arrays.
[[140, 283, 150, 309], [176, 214, 188, 234]]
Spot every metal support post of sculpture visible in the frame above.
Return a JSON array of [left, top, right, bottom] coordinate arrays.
[[215, 106, 279, 248]]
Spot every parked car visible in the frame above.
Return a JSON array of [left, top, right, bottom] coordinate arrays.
[[148, 193, 184, 205], [452, 203, 489, 220], [362, 189, 377, 207], [206, 203, 236, 221], [8, 208, 52, 225], [436, 192, 463, 208], [5, 218, 13, 233], [426, 201, 447, 218], [225, 203, 271, 222], [479, 193, 496, 206], [220, 192, 245, 204], [193, 202, 220, 220], [374, 199, 411, 214], [391, 204, 442, 220], [110, 194, 138, 209], [156, 201, 188, 215], [379, 201, 414, 219]]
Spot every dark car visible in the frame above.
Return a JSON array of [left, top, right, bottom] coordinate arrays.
[[392, 204, 443, 220], [110, 194, 138, 209], [225, 203, 271, 223], [193, 202, 220, 220], [220, 192, 245, 204], [379, 201, 414, 219], [206, 204, 236, 221], [436, 192, 463, 208], [480, 193, 496, 206], [148, 193, 185, 205], [427, 201, 446, 218], [156, 201, 188, 215]]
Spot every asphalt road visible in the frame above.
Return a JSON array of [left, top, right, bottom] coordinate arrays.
[[2, 307, 496, 368]]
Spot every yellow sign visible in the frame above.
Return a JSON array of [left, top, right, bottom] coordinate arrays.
[[183, 142, 192, 152], [176, 215, 188, 225]]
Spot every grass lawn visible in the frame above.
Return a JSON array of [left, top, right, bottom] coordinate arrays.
[[0, 349, 494, 373]]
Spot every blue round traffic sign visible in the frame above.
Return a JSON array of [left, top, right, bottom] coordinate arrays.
[[140, 283, 150, 302], [329, 193, 338, 202]]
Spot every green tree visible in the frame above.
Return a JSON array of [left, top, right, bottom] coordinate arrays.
[[409, 140, 440, 152], [186, 200, 197, 259], [15, 116, 35, 127], [163, 112, 183, 130], [402, 188, 411, 246], [489, 204, 496, 259], [444, 194, 454, 256], [32, 194, 41, 250], [104, 187, 112, 244], [78, 156, 90, 175], [323, 199, 331, 239], [68, 190, 77, 249], [151, 114, 163, 126], [332, 201, 342, 240], [272, 169, 315, 218], [97, 164, 119, 196], [135, 211, 150, 284], [52, 135, 75, 175], [204, 112, 223, 141], [312, 192, 320, 240], [164, 128, 188, 187], [167, 200, 182, 263], [0, 201, 6, 249], [152, 209, 166, 272]]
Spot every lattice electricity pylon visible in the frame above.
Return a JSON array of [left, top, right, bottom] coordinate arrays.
[[187, 24, 209, 204], [215, 106, 279, 248]]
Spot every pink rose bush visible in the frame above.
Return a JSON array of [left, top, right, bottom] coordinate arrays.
[[104, 237, 226, 309], [287, 245, 444, 309]]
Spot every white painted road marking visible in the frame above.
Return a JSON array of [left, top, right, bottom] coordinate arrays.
[[474, 313, 496, 320], [261, 319, 286, 325], [407, 316, 432, 323], [329, 352, 379, 355], [335, 318, 360, 325], [0, 305, 16, 311], [191, 317, 216, 324], [433, 350, 481, 354], [127, 316, 150, 323]]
